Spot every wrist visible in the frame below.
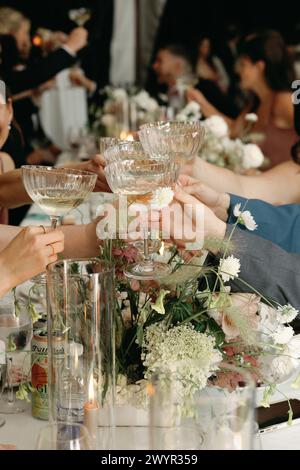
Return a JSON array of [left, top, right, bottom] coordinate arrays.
[[0, 256, 14, 297], [217, 193, 230, 221], [63, 42, 78, 55]]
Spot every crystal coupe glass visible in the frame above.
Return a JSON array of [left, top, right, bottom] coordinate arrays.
[[21, 166, 97, 284], [139, 121, 205, 165], [21, 166, 97, 230], [104, 142, 177, 280]]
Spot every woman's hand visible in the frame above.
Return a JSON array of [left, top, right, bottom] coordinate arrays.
[[0, 226, 64, 297], [151, 186, 226, 251], [178, 175, 230, 221]]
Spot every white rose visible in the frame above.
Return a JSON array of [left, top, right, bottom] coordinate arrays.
[[204, 116, 229, 138], [243, 144, 264, 169], [112, 88, 128, 101], [185, 101, 201, 115], [245, 113, 258, 123]]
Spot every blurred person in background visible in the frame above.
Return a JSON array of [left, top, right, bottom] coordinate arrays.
[[152, 44, 238, 117], [188, 31, 297, 166], [0, 7, 88, 166], [196, 36, 229, 93]]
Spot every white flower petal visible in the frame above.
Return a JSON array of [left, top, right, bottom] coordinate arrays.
[[218, 256, 241, 283], [150, 187, 174, 210]]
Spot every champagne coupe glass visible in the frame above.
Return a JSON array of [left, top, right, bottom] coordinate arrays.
[[104, 142, 177, 280], [0, 306, 32, 414], [21, 166, 97, 230], [139, 121, 205, 166], [21, 166, 97, 283], [99, 137, 124, 158], [68, 8, 91, 27], [35, 422, 92, 450]]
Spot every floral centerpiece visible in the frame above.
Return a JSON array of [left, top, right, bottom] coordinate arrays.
[[97, 207, 300, 421], [90, 87, 160, 138], [176, 102, 266, 173]]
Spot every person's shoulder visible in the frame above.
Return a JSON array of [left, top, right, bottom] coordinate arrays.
[[274, 91, 294, 127]]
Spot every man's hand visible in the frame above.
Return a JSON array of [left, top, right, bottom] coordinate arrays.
[[65, 27, 88, 53]]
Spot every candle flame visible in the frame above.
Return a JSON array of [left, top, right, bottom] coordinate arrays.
[[88, 374, 94, 403], [146, 382, 156, 397], [159, 241, 165, 257], [120, 131, 134, 141]]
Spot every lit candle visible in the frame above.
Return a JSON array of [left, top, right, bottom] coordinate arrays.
[[159, 241, 165, 257], [83, 375, 99, 449], [119, 130, 135, 141]]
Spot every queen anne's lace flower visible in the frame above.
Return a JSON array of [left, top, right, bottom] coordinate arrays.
[[218, 256, 241, 283], [150, 187, 174, 210], [277, 304, 299, 324], [233, 203, 258, 231], [142, 323, 222, 396]]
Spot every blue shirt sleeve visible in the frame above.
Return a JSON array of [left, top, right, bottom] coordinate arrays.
[[228, 194, 300, 253]]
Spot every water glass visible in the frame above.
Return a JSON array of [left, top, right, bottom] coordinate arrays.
[[35, 422, 92, 450]]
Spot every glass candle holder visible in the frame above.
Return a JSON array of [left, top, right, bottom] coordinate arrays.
[[46, 259, 115, 447]]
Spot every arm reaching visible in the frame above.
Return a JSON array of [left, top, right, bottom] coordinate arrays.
[[183, 157, 300, 204]]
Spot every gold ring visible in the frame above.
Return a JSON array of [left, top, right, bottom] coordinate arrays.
[[49, 244, 55, 257], [40, 225, 46, 234]]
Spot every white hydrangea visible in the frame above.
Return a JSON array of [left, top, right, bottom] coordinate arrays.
[[242, 144, 264, 169], [276, 304, 299, 324], [218, 256, 241, 283], [150, 187, 174, 210], [233, 203, 258, 231], [204, 116, 229, 138]]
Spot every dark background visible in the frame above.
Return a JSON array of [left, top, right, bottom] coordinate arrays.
[[0, 0, 299, 84], [0, 0, 298, 41]]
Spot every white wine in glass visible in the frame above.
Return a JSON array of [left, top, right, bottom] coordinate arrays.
[[21, 166, 97, 229], [21, 166, 97, 284], [104, 148, 177, 280]]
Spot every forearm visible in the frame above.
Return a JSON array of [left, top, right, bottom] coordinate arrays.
[[0, 170, 32, 208], [61, 222, 99, 259], [184, 158, 245, 196], [0, 256, 14, 297], [0, 225, 22, 251]]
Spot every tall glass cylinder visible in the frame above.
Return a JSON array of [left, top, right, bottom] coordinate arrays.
[[46, 259, 115, 441], [150, 362, 255, 450]]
